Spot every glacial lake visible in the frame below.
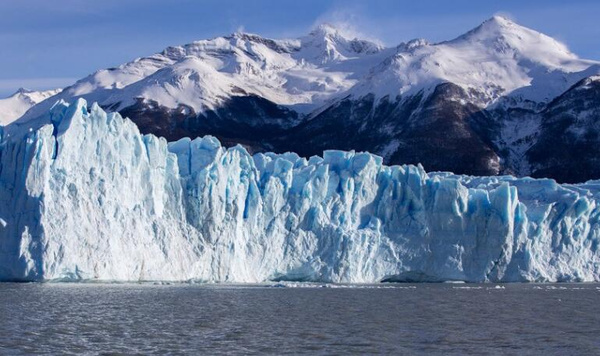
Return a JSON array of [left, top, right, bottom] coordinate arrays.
[[1, 282, 599, 355]]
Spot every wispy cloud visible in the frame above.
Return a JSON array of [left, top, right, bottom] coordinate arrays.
[[312, 5, 384, 44], [493, 11, 516, 21], [235, 25, 246, 34], [310, 3, 487, 46]]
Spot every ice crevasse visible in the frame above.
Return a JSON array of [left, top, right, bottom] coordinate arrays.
[[0, 99, 599, 282]]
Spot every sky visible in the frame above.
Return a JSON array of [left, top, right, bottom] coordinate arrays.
[[1, 0, 599, 97]]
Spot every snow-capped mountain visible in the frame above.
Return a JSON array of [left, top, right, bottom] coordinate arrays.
[[0, 88, 61, 125], [12, 16, 600, 182], [20, 24, 387, 119], [351, 16, 599, 104]]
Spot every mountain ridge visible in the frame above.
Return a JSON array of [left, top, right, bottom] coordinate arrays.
[[5, 17, 600, 182], [0, 88, 62, 125]]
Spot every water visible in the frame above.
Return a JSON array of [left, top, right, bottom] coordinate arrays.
[[0, 283, 599, 355]]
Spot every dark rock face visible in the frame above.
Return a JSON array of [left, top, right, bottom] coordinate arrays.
[[115, 79, 600, 183], [119, 95, 298, 153], [279, 83, 500, 176], [528, 79, 600, 183]]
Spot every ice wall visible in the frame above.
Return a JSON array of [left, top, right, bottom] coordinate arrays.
[[0, 99, 599, 282]]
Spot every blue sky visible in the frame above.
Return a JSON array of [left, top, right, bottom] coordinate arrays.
[[1, 0, 599, 96]]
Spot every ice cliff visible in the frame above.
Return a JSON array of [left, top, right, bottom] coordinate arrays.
[[1, 100, 599, 282]]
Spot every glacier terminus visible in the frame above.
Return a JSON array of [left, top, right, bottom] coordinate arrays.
[[0, 100, 599, 283]]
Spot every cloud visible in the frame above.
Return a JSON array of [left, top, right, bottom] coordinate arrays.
[[312, 5, 383, 45], [493, 10, 516, 22]]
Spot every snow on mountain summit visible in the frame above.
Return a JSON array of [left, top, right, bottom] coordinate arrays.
[[298, 23, 384, 64], [450, 15, 593, 75], [0, 88, 62, 125], [452, 16, 574, 60], [351, 16, 600, 104]]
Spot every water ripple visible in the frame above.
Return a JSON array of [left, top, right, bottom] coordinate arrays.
[[0, 283, 599, 355]]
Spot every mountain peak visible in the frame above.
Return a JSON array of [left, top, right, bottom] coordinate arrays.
[[300, 23, 383, 63], [474, 15, 527, 36], [308, 23, 347, 40], [486, 15, 515, 27], [446, 15, 577, 62], [455, 15, 529, 42], [14, 88, 33, 95], [229, 30, 263, 40]]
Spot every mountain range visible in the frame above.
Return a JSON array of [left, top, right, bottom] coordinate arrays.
[[5, 16, 600, 183]]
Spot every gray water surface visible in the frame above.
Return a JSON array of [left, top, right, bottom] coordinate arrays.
[[0, 283, 599, 355]]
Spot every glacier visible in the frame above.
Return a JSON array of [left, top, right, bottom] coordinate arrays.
[[0, 99, 599, 283]]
